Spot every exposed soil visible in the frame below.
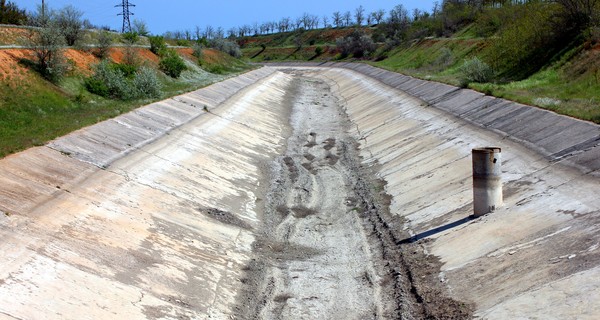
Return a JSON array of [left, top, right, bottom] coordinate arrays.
[[233, 70, 473, 319], [0, 49, 31, 81], [108, 47, 159, 65], [63, 49, 99, 74]]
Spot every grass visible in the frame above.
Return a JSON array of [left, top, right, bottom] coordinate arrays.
[[372, 37, 486, 86], [470, 67, 600, 122], [372, 35, 600, 123], [0, 49, 253, 159]]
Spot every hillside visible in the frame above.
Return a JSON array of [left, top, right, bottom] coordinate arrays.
[[0, 26, 251, 158], [241, 19, 600, 124]]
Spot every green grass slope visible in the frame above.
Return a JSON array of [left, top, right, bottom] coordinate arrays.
[[0, 46, 251, 158], [244, 23, 600, 123]]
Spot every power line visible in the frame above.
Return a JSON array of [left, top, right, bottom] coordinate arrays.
[[115, 0, 135, 33]]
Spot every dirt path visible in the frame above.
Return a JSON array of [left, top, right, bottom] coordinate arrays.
[[233, 71, 400, 319]]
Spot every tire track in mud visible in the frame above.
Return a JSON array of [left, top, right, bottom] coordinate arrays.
[[233, 70, 471, 319], [232, 72, 395, 319]]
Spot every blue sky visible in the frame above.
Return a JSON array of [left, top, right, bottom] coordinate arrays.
[[18, 1, 436, 34]]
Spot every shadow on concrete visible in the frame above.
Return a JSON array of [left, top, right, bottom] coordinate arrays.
[[398, 215, 475, 244]]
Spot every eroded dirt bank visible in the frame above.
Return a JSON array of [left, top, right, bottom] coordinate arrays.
[[234, 70, 471, 319]]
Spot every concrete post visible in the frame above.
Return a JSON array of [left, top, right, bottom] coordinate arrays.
[[472, 147, 502, 217]]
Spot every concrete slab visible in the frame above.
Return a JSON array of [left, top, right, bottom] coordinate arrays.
[[305, 65, 600, 319], [0, 68, 292, 319]]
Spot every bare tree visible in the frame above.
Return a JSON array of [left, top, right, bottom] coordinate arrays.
[[132, 19, 149, 36], [194, 26, 202, 40], [322, 15, 329, 28], [238, 24, 252, 38], [268, 21, 277, 33], [82, 19, 94, 29], [294, 17, 303, 30], [432, 1, 440, 17], [310, 14, 320, 29], [205, 25, 214, 39], [332, 11, 342, 28], [227, 27, 237, 39], [215, 26, 224, 39], [260, 22, 268, 35], [375, 9, 386, 24], [413, 8, 422, 21], [279, 17, 290, 32], [389, 4, 410, 24], [301, 12, 311, 29], [355, 5, 365, 26], [343, 11, 352, 26]]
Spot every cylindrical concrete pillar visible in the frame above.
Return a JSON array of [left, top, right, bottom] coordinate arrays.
[[472, 147, 502, 217]]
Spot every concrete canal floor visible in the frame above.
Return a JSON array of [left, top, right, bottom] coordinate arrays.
[[0, 65, 599, 319]]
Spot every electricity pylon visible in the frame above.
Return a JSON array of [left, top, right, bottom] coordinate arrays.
[[115, 0, 135, 33]]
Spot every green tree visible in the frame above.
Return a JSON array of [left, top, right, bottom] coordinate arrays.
[[55, 5, 84, 46], [30, 18, 67, 82], [0, 0, 27, 25]]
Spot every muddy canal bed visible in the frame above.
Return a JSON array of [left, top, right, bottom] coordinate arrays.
[[232, 70, 470, 320]]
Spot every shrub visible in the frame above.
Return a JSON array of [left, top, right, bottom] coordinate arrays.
[[121, 32, 139, 44], [209, 38, 242, 58], [95, 30, 113, 59], [315, 46, 324, 56], [86, 60, 132, 99], [533, 97, 561, 107], [133, 67, 161, 98], [192, 42, 204, 59], [176, 39, 190, 47], [336, 29, 376, 58], [590, 26, 600, 43], [112, 62, 137, 78], [83, 77, 109, 97], [434, 47, 453, 67], [149, 35, 167, 56], [122, 46, 140, 68], [206, 64, 226, 74], [30, 19, 68, 82], [86, 61, 161, 99], [459, 57, 493, 84], [159, 51, 187, 78]]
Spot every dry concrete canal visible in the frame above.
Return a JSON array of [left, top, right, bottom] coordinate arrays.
[[0, 64, 599, 319]]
